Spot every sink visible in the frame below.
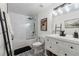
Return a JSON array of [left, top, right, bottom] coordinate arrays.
[[66, 35, 73, 38]]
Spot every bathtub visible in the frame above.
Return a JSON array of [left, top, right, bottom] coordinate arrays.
[[13, 38, 37, 50]]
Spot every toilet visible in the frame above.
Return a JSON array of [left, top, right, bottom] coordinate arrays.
[[32, 41, 45, 55]]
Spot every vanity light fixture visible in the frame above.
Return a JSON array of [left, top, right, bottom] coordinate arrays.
[[39, 4, 44, 8], [52, 3, 71, 16]]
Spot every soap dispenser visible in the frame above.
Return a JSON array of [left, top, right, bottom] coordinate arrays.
[[60, 30, 66, 36], [73, 31, 78, 38]]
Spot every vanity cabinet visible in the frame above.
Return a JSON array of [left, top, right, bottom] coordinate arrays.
[[45, 35, 79, 56]]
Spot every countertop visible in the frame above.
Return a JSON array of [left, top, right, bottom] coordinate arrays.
[[46, 34, 79, 45]]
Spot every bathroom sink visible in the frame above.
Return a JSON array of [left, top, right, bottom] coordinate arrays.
[[47, 34, 79, 42], [46, 34, 79, 45], [65, 35, 73, 38], [48, 34, 74, 38]]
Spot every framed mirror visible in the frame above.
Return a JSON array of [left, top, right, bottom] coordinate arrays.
[[40, 18, 47, 31], [64, 18, 79, 28]]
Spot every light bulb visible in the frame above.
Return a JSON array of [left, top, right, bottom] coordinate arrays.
[[52, 10, 58, 16], [64, 5, 70, 12], [57, 8, 63, 14], [25, 23, 30, 27]]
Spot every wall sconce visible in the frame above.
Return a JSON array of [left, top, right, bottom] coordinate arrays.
[[52, 3, 71, 16]]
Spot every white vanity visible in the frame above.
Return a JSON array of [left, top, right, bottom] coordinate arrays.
[[45, 34, 79, 56]]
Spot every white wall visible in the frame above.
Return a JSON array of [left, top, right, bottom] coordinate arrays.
[[37, 6, 79, 37], [0, 3, 12, 56], [37, 9, 54, 37], [0, 3, 7, 56], [54, 10, 79, 35]]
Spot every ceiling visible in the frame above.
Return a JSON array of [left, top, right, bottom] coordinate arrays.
[[8, 3, 62, 16]]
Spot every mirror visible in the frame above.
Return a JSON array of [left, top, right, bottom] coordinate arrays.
[[41, 18, 47, 31], [64, 18, 79, 28]]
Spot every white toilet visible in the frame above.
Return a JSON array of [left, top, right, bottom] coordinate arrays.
[[32, 37, 45, 55]]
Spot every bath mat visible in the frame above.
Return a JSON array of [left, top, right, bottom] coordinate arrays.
[[14, 46, 32, 55]]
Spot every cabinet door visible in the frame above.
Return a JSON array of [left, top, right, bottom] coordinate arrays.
[[45, 38, 65, 56], [46, 37, 79, 56], [54, 40, 72, 56], [51, 38, 72, 56], [45, 38, 52, 51], [57, 40, 79, 56], [51, 39, 66, 56], [51, 38, 79, 56], [66, 43, 79, 56]]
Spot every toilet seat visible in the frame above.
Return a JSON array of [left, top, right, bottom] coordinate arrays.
[[32, 42, 42, 47]]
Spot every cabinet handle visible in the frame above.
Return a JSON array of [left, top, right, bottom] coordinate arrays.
[[47, 39, 49, 41], [56, 42, 58, 44], [50, 46, 51, 48], [65, 53, 67, 56], [70, 46, 74, 49]]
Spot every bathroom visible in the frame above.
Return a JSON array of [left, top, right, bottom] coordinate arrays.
[[1, 2, 79, 56]]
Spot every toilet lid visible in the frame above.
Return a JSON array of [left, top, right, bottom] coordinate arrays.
[[32, 42, 42, 46]]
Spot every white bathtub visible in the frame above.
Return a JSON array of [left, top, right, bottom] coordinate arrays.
[[13, 39, 36, 50]]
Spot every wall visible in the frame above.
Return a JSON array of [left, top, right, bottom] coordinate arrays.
[[0, 3, 13, 56], [37, 9, 54, 37], [9, 12, 29, 41], [0, 3, 7, 12], [54, 10, 79, 35], [37, 6, 79, 37], [9, 12, 36, 49], [0, 3, 7, 56]]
